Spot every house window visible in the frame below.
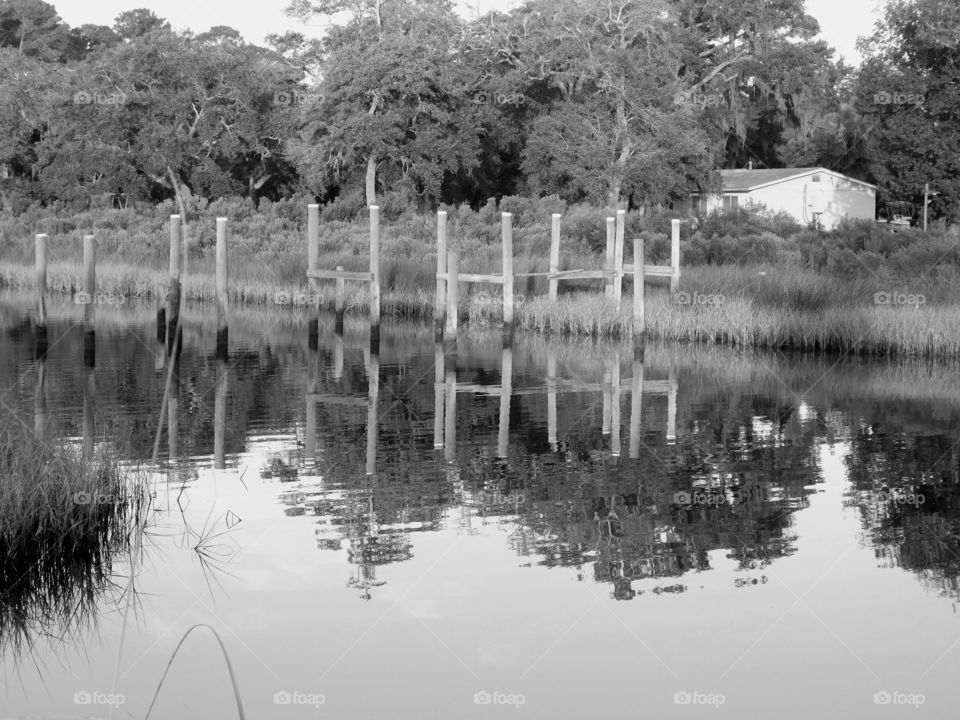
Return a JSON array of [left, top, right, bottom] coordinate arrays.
[[722, 194, 739, 210], [690, 193, 707, 213], [812, 173, 821, 182]]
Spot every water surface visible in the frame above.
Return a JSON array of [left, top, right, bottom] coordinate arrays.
[[1, 293, 958, 718]]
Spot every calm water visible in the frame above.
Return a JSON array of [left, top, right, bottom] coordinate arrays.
[[1, 293, 959, 718]]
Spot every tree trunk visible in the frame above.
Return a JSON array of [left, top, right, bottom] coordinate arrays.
[[248, 173, 272, 209], [609, 73, 631, 211], [364, 93, 381, 206], [608, 182, 621, 211], [365, 154, 377, 206]]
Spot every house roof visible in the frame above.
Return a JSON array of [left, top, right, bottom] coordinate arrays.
[[719, 167, 877, 192]]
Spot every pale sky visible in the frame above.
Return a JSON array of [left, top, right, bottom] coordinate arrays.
[[54, 0, 883, 66]]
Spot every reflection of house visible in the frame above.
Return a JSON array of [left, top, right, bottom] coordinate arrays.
[[683, 168, 876, 229]]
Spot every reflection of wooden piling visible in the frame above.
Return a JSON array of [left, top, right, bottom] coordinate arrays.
[[305, 350, 317, 464], [497, 346, 512, 458], [154, 337, 165, 372], [214, 357, 227, 470], [82, 364, 95, 460], [334, 265, 345, 334], [433, 342, 444, 449], [667, 364, 678, 442], [35, 233, 47, 329], [548, 214, 561, 302], [33, 325, 48, 359], [168, 356, 180, 465], [633, 237, 645, 355], [166, 215, 181, 356], [156, 252, 166, 345], [83, 234, 96, 366], [34, 360, 46, 440], [308, 204, 319, 349], [444, 365, 456, 463], [546, 353, 557, 450], [366, 354, 379, 476], [629, 358, 643, 458], [216, 217, 228, 356], [602, 367, 612, 435], [501, 213, 514, 338], [435, 211, 447, 338], [444, 251, 459, 341], [604, 218, 615, 299], [611, 353, 621, 457], [156, 303, 166, 341], [369, 205, 381, 354], [613, 210, 625, 310], [333, 332, 344, 381], [83, 334, 95, 366]]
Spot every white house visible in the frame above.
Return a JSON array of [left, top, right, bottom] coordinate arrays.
[[685, 168, 877, 230]]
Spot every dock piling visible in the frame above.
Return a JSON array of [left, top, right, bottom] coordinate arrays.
[[216, 217, 228, 357], [436, 211, 447, 338], [671, 219, 681, 295], [307, 204, 319, 349], [444, 251, 459, 342], [613, 210, 625, 310], [501, 212, 514, 340], [604, 218, 615, 299], [548, 214, 561, 303], [166, 215, 181, 356], [633, 236, 645, 354], [335, 266, 345, 334], [35, 233, 47, 330], [369, 205, 381, 354], [82, 234, 95, 365]]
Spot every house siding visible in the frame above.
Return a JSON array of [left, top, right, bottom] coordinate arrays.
[[684, 170, 876, 229], [744, 174, 875, 229]]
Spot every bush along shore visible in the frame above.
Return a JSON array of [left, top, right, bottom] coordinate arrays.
[[0, 416, 147, 655], [1, 196, 959, 356]]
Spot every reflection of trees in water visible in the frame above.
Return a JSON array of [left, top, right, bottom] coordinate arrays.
[[292, 373, 824, 600], [24, 312, 960, 606], [845, 426, 960, 604], [503, 388, 822, 599]]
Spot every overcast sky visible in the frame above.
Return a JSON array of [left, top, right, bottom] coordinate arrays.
[[54, 0, 884, 66]]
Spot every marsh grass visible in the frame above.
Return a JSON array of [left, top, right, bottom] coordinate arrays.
[[5, 208, 960, 355], [0, 416, 148, 657]]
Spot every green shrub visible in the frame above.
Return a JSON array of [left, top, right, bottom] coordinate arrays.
[[796, 229, 830, 271], [477, 197, 498, 225], [379, 190, 414, 221], [321, 190, 365, 222], [564, 204, 608, 253], [498, 195, 536, 225], [638, 230, 668, 265]]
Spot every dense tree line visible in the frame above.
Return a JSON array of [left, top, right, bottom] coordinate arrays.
[[0, 0, 957, 220]]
